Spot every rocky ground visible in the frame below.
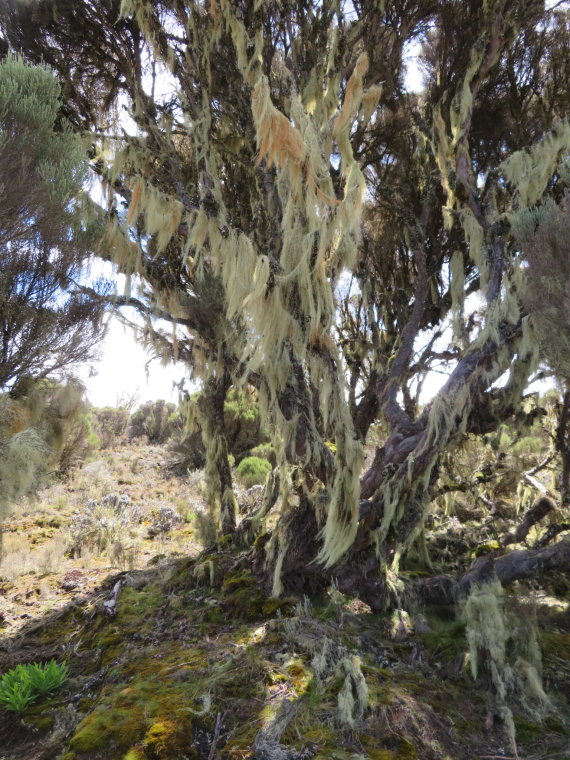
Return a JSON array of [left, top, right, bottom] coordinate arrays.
[[0, 442, 570, 760]]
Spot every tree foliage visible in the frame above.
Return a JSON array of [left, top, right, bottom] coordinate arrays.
[[0, 55, 108, 536], [0, 54, 107, 391], [4, 0, 570, 605]]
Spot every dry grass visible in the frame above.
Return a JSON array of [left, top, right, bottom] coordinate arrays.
[[0, 440, 202, 632]]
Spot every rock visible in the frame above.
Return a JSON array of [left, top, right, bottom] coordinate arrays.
[[412, 613, 432, 633], [61, 570, 84, 591]]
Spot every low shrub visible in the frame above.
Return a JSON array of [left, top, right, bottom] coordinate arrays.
[[70, 493, 141, 556], [249, 443, 276, 467], [236, 456, 272, 489]]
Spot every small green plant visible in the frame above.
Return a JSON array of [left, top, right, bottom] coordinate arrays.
[[26, 659, 69, 696], [0, 667, 36, 712], [0, 659, 69, 713], [236, 456, 272, 488]]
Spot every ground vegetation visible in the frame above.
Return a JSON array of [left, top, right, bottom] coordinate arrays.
[[0, 427, 567, 758]]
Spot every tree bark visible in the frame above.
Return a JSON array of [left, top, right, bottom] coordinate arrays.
[[415, 538, 570, 606]]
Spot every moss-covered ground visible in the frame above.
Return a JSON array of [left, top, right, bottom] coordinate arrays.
[[0, 550, 569, 760], [1, 441, 570, 759]]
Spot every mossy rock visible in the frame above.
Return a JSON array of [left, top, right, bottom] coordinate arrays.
[[123, 748, 146, 760], [143, 718, 194, 759], [221, 572, 255, 593]]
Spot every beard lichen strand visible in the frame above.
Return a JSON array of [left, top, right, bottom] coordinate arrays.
[[106, 217, 142, 277], [332, 52, 369, 146], [501, 119, 570, 209], [450, 250, 465, 341], [450, 44, 485, 148], [431, 103, 455, 223], [460, 207, 488, 292]]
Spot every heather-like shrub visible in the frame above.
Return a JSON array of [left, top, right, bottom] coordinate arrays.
[[127, 400, 181, 444], [236, 456, 272, 488], [91, 406, 129, 449]]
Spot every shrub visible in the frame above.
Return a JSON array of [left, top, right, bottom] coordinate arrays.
[[236, 456, 272, 488], [224, 389, 269, 463], [91, 406, 130, 449], [127, 400, 181, 444], [0, 659, 68, 713], [249, 443, 276, 467], [167, 429, 205, 473], [70, 493, 141, 556], [147, 505, 181, 539]]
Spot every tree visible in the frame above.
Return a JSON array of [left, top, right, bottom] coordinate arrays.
[[4, 0, 570, 607], [0, 54, 108, 540], [0, 54, 108, 392]]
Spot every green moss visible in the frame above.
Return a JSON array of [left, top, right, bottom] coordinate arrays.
[[540, 632, 570, 660], [254, 531, 270, 552], [396, 738, 418, 759], [217, 534, 233, 550], [223, 587, 265, 621], [71, 703, 150, 754], [513, 715, 542, 743], [261, 597, 292, 617], [143, 719, 192, 758], [222, 573, 255, 592], [76, 697, 94, 713], [123, 748, 146, 760], [544, 717, 570, 735], [25, 713, 55, 732], [420, 619, 466, 663], [202, 606, 223, 624]]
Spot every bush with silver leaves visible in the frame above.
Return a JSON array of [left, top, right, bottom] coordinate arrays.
[[70, 493, 141, 556], [147, 505, 181, 539]]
